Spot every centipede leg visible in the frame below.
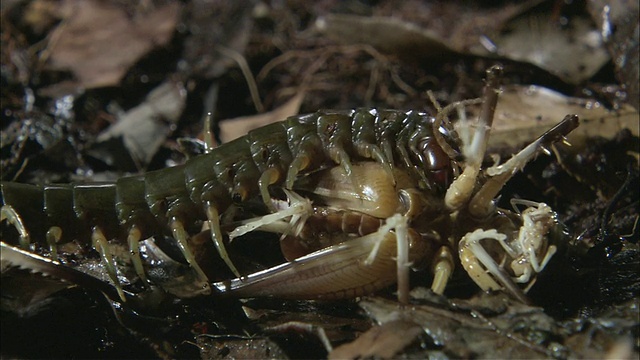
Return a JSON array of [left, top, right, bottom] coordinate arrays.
[[430, 246, 454, 295], [91, 226, 127, 302], [334, 147, 358, 188], [369, 145, 395, 183], [169, 217, 212, 292], [126, 225, 148, 283], [46, 226, 62, 261], [204, 203, 241, 277], [1, 205, 30, 249], [258, 168, 281, 211], [286, 154, 311, 189]]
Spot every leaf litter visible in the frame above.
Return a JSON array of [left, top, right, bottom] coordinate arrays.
[[43, 0, 180, 91], [0, 1, 638, 359]]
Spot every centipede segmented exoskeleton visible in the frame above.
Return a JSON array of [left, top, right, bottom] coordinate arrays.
[[1, 66, 579, 307]]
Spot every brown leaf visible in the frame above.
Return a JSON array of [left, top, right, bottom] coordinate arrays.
[[218, 91, 305, 143], [315, 1, 542, 59], [96, 80, 186, 167], [317, 3, 608, 84], [316, 14, 457, 59], [357, 293, 562, 359], [478, 85, 639, 150], [45, 0, 180, 89], [329, 319, 424, 359]]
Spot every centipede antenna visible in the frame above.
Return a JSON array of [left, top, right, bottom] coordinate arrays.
[[426, 90, 442, 112], [214, 45, 264, 113], [433, 98, 482, 162]]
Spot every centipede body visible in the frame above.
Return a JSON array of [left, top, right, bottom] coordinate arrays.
[[1, 108, 452, 297]]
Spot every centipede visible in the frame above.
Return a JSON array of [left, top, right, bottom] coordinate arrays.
[[1, 65, 579, 308]]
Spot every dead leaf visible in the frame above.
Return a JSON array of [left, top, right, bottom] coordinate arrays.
[[218, 91, 305, 143], [478, 85, 640, 150], [315, 14, 457, 59], [96, 80, 186, 167], [353, 292, 639, 359], [316, 3, 608, 84], [45, 0, 180, 89], [490, 11, 610, 84], [357, 293, 562, 359], [329, 319, 424, 359], [315, 1, 542, 59]]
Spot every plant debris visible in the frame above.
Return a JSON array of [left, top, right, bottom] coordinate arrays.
[[1, 1, 638, 359]]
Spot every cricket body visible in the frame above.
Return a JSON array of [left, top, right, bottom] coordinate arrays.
[[1, 65, 579, 307]]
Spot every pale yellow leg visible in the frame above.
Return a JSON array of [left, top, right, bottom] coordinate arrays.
[[258, 168, 280, 211], [169, 217, 212, 293], [46, 226, 62, 261], [92, 226, 126, 302], [286, 154, 311, 189], [0, 205, 30, 249], [430, 246, 454, 295], [126, 225, 148, 283], [369, 145, 395, 184], [204, 204, 241, 278], [335, 148, 358, 189]]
